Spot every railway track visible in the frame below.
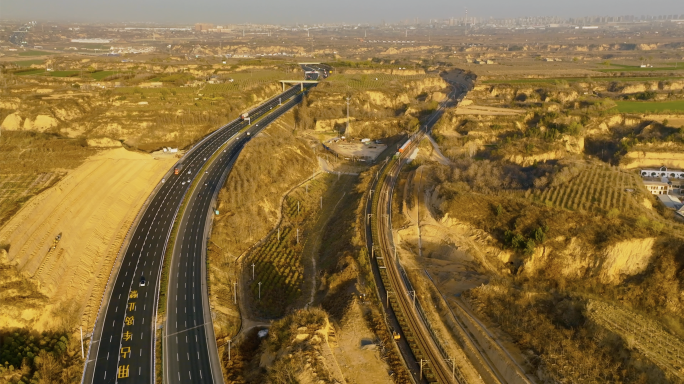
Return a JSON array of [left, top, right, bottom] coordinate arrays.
[[371, 133, 462, 384]]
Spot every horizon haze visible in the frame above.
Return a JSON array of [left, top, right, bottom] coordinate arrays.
[[0, 0, 682, 24]]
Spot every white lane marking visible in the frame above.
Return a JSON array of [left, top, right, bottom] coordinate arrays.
[[176, 353, 179, 361]]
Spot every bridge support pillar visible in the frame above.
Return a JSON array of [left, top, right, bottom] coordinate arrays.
[[282, 82, 285, 92], [300, 82, 303, 91]]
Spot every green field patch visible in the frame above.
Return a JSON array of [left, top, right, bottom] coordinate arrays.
[[483, 76, 683, 84], [598, 64, 684, 73], [17, 50, 55, 57], [46, 70, 80, 78], [13, 59, 45, 67], [615, 100, 684, 113], [90, 70, 117, 80], [13, 68, 46, 76]]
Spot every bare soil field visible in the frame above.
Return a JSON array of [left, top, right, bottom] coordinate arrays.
[[0, 148, 175, 331], [331, 300, 394, 384], [327, 140, 387, 161]]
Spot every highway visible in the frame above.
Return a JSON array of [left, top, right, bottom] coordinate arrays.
[[163, 90, 307, 384], [82, 84, 305, 384]]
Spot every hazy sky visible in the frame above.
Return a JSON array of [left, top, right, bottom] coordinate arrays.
[[0, 0, 681, 24]]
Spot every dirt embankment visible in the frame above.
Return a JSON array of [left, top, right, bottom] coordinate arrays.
[[622, 149, 684, 169], [301, 75, 449, 139], [0, 81, 282, 151], [0, 148, 175, 331]]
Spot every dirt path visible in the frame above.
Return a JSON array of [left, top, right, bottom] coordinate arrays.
[[423, 136, 452, 166], [455, 105, 524, 116], [394, 165, 535, 383], [0, 148, 175, 331]]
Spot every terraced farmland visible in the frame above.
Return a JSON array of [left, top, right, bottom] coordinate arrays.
[[536, 163, 643, 212], [587, 300, 684, 381], [249, 174, 336, 317]]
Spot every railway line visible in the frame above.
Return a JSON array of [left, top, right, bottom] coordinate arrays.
[[371, 135, 461, 384]]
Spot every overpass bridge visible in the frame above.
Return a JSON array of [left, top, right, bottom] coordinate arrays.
[[278, 80, 319, 91]]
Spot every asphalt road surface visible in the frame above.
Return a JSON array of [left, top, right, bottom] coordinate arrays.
[[83, 84, 304, 384], [163, 91, 307, 384]]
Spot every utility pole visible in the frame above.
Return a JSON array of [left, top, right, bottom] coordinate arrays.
[[227, 339, 232, 360], [296, 228, 299, 244], [251, 263, 255, 280], [233, 282, 237, 304], [80, 327, 84, 358], [346, 96, 351, 135], [446, 358, 455, 380], [420, 359, 428, 379], [277, 227, 280, 241], [258, 282, 262, 300]]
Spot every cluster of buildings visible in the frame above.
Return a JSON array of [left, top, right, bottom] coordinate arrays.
[[641, 166, 684, 216]]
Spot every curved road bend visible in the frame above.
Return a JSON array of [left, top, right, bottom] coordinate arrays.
[[163, 92, 307, 384], [82, 84, 302, 384]]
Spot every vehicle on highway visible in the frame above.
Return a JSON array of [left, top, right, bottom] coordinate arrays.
[[247, 132, 251, 135], [174, 164, 183, 175], [162, 178, 166, 183], [182, 181, 186, 185], [139, 276, 146, 287]]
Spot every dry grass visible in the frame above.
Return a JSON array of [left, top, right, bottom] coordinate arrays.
[[211, 112, 318, 259], [467, 282, 670, 383]]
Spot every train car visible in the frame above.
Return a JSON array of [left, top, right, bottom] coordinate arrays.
[[398, 139, 411, 153]]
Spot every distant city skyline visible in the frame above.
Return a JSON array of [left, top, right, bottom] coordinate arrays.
[[0, 0, 682, 25]]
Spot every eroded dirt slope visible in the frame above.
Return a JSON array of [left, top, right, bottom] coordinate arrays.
[[0, 148, 175, 331]]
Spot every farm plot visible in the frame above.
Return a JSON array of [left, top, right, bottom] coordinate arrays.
[[249, 174, 336, 317], [0, 173, 60, 227], [587, 300, 684, 381], [536, 163, 643, 212], [615, 100, 684, 113]]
